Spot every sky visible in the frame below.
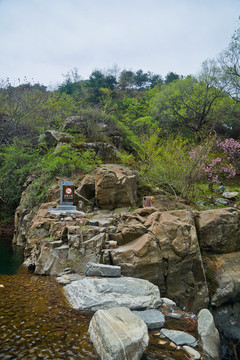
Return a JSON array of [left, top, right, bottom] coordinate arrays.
[[0, 0, 239, 88]]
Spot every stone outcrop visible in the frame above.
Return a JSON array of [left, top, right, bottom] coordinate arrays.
[[13, 155, 240, 330], [64, 277, 161, 311], [197, 308, 221, 360], [45, 130, 73, 147], [95, 165, 138, 209], [213, 302, 240, 344], [209, 252, 240, 307], [80, 142, 118, 162], [195, 208, 240, 254], [61, 115, 122, 147], [109, 209, 209, 312], [88, 307, 149, 360]]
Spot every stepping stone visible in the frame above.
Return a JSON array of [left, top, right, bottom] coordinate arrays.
[[85, 262, 121, 277], [160, 328, 198, 347], [133, 309, 165, 329]]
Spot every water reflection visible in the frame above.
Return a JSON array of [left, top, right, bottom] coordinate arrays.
[[0, 239, 193, 359], [0, 268, 98, 359], [0, 238, 24, 275]]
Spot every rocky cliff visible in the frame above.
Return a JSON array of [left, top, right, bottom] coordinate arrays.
[[13, 163, 240, 355]]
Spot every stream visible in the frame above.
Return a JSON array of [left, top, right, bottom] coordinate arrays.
[[0, 237, 200, 360]]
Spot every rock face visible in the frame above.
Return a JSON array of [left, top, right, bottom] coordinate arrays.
[[109, 209, 209, 312], [45, 130, 73, 147], [64, 277, 161, 311], [95, 165, 138, 209], [195, 208, 240, 254], [80, 142, 118, 162], [197, 308, 221, 360], [210, 252, 240, 306], [88, 307, 149, 360], [213, 302, 240, 343], [13, 159, 240, 320]]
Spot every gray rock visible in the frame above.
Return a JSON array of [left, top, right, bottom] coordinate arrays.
[[45, 130, 73, 147], [133, 309, 165, 329], [215, 198, 228, 206], [161, 297, 177, 307], [56, 277, 71, 285], [216, 186, 226, 193], [196, 200, 205, 208], [222, 191, 239, 199], [210, 252, 240, 307], [198, 308, 221, 360], [183, 346, 201, 359], [64, 277, 161, 311], [85, 262, 121, 277], [160, 328, 197, 347], [88, 307, 149, 360], [213, 302, 240, 342]]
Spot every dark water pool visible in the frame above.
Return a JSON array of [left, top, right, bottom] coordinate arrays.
[[0, 238, 24, 275], [0, 239, 193, 359]]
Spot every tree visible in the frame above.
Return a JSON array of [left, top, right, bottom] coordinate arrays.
[[134, 69, 149, 89], [218, 25, 240, 101], [151, 75, 236, 139], [147, 72, 163, 88], [87, 70, 117, 102], [0, 79, 49, 145], [165, 71, 181, 84], [119, 70, 135, 90]]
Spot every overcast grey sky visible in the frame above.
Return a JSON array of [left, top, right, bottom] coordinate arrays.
[[0, 0, 239, 88]]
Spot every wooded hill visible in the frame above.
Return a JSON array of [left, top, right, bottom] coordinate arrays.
[[0, 25, 240, 220]]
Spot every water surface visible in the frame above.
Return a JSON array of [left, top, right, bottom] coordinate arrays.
[[0, 238, 193, 359]]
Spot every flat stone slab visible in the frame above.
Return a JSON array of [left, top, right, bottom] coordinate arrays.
[[133, 309, 165, 329], [160, 328, 198, 347], [48, 207, 85, 215], [85, 262, 121, 277], [64, 277, 161, 311], [88, 307, 148, 360]]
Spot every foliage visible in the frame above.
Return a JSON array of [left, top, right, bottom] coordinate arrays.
[[40, 144, 101, 178], [218, 25, 240, 101], [151, 75, 236, 139], [135, 132, 202, 197], [0, 140, 39, 218], [190, 137, 239, 195]]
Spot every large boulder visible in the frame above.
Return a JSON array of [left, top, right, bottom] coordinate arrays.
[[195, 208, 240, 254], [88, 307, 149, 360], [95, 165, 138, 209], [198, 309, 221, 360], [64, 277, 161, 311], [80, 142, 118, 162], [109, 209, 209, 312], [45, 130, 73, 147]]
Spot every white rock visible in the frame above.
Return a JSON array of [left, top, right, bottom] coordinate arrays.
[[183, 345, 201, 359], [88, 307, 149, 360], [64, 276, 161, 311], [198, 308, 221, 360]]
